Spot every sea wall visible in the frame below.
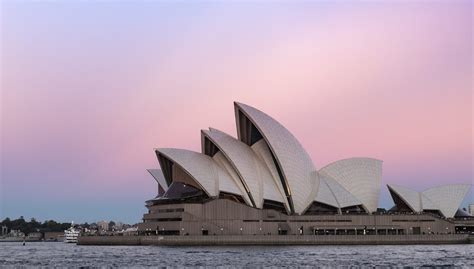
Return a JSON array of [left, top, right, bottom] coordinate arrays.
[[79, 236, 140, 245], [78, 234, 471, 246]]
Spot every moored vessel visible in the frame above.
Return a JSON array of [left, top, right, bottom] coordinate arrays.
[[64, 223, 80, 243]]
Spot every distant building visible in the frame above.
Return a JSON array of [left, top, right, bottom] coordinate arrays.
[[1, 226, 7, 236], [27, 232, 42, 240], [97, 221, 109, 231], [122, 227, 138, 236], [469, 204, 474, 216], [113, 222, 124, 231], [8, 230, 25, 238], [44, 232, 63, 241]]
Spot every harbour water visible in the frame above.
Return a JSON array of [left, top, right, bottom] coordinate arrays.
[[0, 242, 472, 267]]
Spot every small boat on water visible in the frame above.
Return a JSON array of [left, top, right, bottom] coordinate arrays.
[[64, 222, 80, 243]]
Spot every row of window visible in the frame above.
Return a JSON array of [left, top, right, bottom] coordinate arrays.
[[154, 218, 182, 222], [243, 219, 352, 223], [290, 220, 352, 223], [155, 208, 185, 213], [393, 219, 435, 222], [143, 228, 407, 236]]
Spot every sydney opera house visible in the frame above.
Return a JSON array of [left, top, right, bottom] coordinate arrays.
[[138, 102, 472, 238]]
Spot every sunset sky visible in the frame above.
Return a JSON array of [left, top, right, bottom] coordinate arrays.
[[1, 1, 472, 223]]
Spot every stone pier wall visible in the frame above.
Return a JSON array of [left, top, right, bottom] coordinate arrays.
[[78, 234, 470, 246]]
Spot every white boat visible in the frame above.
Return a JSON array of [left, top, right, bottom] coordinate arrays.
[[64, 223, 80, 243]]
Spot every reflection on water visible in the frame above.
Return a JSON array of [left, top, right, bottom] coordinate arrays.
[[0, 242, 472, 267]]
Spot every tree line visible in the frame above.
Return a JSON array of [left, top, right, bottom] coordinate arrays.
[[1, 217, 76, 235]]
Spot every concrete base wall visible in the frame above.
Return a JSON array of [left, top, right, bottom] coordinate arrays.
[[141, 199, 461, 237], [79, 236, 141, 245], [78, 234, 471, 246]]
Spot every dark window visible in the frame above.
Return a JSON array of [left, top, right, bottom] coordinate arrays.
[[325, 229, 336, 235], [150, 183, 209, 206], [412, 227, 421, 235], [346, 229, 356, 235], [219, 192, 246, 204], [157, 230, 180, 236], [423, 210, 442, 217], [388, 187, 414, 213], [366, 229, 376, 235], [157, 208, 184, 213], [157, 153, 174, 186], [341, 205, 367, 215], [263, 200, 287, 213], [304, 202, 338, 215], [155, 218, 182, 222], [163, 182, 205, 200], [203, 136, 220, 157], [250, 125, 263, 145], [238, 110, 263, 146]]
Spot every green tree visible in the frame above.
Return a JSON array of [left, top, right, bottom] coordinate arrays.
[[108, 221, 116, 231]]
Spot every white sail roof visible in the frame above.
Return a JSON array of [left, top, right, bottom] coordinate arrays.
[[156, 148, 245, 198], [235, 102, 316, 214], [387, 184, 421, 212], [319, 158, 383, 213], [212, 151, 252, 206], [150, 102, 391, 216], [422, 184, 470, 218], [157, 148, 218, 196], [314, 175, 339, 208], [202, 129, 264, 207], [322, 175, 362, 208], [251, 139, 291, 212], [387, 183, 471, 218], [420, 193, 438, 210], [146, 169, 169, 191]]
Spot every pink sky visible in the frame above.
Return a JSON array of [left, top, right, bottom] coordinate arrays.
[[1, 1, 472, 223]]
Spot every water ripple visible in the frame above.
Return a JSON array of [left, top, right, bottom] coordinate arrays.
[[0, 242, 472, 268]]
